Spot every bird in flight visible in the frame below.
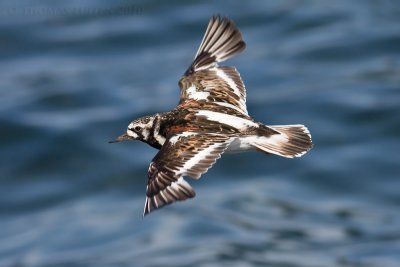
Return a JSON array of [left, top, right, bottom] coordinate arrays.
[[111, 16, 313, 216]]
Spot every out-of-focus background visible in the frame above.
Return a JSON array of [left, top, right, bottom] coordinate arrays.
[[1, 1, 399, 266]]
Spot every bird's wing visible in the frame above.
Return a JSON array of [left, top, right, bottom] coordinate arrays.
[[179, 16, 248, 116], [143, 132, 231, 215]]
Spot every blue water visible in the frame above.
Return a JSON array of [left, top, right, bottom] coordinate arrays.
[[1, 1, 400, 266]]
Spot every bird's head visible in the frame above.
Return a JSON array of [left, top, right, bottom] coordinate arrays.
[[110, 115, 156, 143]]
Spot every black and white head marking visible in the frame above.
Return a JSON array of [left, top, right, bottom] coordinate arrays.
[[127, 116, 155, 141], [127, 114, 166, 148]]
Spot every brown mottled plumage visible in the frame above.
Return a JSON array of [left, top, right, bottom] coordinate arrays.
[[111, 16, 313, 216]]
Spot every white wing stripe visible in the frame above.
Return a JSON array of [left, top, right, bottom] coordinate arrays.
[[215, 68, 246, 112], [196, 110, 258, 130], [214, 101, 246, 114], [215, 68, 240, 96], [178, 142, 223, 175]]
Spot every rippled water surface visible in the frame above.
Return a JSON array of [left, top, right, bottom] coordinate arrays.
[[1, 1, 400, 266]]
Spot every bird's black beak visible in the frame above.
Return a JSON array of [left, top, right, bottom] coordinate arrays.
[[109, 133, 133, 143]]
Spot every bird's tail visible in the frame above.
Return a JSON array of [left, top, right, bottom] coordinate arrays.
[[251, 125, 313, 158]]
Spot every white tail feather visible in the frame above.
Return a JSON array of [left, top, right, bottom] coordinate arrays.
[[252, 125, 313, 158]]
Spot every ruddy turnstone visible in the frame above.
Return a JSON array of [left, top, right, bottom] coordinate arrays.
[[111, 16, 313, 216]]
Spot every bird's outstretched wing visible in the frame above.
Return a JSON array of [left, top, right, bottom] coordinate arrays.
[[143, 133, 231, 215], [179, 16, 248, 116]]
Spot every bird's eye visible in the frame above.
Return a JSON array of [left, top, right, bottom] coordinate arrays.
[[134, 126, 142, 132]]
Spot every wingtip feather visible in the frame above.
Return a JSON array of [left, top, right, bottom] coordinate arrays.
[[143, 177, 196, 216], [186, 16, 245, 75]]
